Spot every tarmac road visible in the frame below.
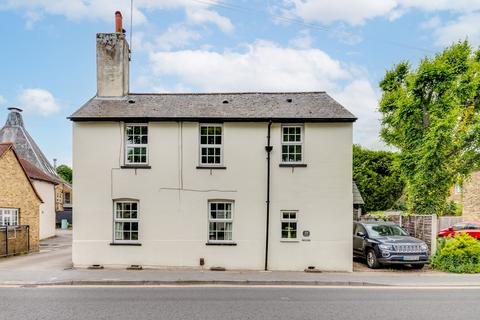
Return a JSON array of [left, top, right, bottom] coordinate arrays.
[[1, 286, 480, 320]]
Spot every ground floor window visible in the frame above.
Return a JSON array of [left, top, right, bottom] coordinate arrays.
[[281, 211, 298, 240], [208, 201, 233, 242], [0, 208, 18, 226], [114, 201, 139, 242]]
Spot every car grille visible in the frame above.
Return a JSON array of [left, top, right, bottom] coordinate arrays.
[[394, 244, 423, 253]]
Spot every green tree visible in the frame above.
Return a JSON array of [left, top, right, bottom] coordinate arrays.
[[56, 164, 72, 183], [379, 41, 480, 215], [353, 145, 404, 212]]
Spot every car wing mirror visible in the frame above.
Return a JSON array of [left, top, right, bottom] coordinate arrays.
[[356, 231, 366, 238]]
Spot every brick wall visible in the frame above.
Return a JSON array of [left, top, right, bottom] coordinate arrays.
[[0, 149, 41, 252]]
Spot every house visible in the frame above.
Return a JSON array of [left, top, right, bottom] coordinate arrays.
[[69, 13, 356, 271], [0, 143, 42, 255], [55, 182, 73, 226], [459, 172, 480, 220], [19, 158, 58, 239], [0, 108, 59, 239]]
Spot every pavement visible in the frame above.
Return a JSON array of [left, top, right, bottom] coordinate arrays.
[[2, 287, 480, 320], [2, 230, 480, 287]]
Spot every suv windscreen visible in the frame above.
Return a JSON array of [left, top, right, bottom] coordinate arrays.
[[365, 224, 408, 238]]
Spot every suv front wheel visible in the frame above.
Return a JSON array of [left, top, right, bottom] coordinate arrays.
[[366, 249, 381, 269]]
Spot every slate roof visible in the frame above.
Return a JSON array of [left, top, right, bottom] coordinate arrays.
[[0, 108, 60, 179], [69, 92, 356, 122], [0, 143, 10, 158], [353, 182, 365, 205]]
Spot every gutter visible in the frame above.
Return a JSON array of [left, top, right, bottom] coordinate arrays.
[[264, 121, 273, 271]]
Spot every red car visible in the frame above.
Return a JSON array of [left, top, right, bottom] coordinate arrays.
[[437, 222, 480, 239]]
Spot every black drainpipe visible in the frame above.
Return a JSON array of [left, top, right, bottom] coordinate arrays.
[[264, 121, 273, 271]]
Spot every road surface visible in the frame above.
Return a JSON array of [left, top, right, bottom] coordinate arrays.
[[1, 286, 479, 320]]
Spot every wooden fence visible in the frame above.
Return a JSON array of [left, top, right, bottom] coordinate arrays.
[[0, 225, 30, 257]]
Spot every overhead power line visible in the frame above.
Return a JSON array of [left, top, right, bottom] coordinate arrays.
[[189, 0, 434, 54]]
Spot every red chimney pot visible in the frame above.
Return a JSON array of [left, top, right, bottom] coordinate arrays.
[[115, 11, 123, 33]]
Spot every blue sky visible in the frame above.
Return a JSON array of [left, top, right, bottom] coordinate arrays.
[[1, 0, 479, 166]]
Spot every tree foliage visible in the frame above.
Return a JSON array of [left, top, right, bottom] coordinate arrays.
[[353, 145, 404, 212], [56, 164, 72, 183], [379, 41, 480, 215]]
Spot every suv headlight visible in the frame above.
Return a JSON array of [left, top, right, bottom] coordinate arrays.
[[420, 244, 428, 252], [379, 244, 394, 251]]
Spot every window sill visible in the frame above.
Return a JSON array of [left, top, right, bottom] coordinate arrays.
[[196, 166, 227, 170], [109, 242, 142, 246], [279, 163, 307, 168], [280, 239, 300, 243], [121, 165, 151, 169], [205, 242, 237, 246]]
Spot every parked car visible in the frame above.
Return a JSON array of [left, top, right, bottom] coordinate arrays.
[[437, 222, 480, 239], [353, 221, 429, 269]]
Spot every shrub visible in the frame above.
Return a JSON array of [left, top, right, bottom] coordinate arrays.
[[432, 233, 480, 273]]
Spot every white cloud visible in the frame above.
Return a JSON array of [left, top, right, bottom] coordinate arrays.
[[155, 25, 201, 51], [0, 0, 233, 33], [281, 0, 480, 25], [333, 80, 384, 149], [289, 30, 313, 49], [0, 95, 6, 106], [186, 7, 234, 34], [432, 13, 480, 47], [18, 88, 60, 116], [146, 40, 382, 148], [282, 0, 398, 26]]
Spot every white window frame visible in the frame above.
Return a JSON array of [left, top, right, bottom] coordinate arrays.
[[207, 200, 234, 243], [281, 210, 298, 241], [199, 124, 224, 167], [0, 208, 19, 227], [113, 200, 140, 243], [281, 124, 304, 164], [125, 123, 149, 165]]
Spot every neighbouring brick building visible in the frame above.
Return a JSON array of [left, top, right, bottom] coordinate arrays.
[[0, 143, 42, 254], [461, 171, 480, 221]]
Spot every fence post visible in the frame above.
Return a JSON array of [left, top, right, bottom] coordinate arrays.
[[27, 225, 30, 253], [4, 227, 7, 256], [430, 214, 437, 255]]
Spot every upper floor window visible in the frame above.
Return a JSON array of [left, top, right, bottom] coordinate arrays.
[[281, 125, 303, 163], [125, 124, 148, 165], [64, 192, 71, 205], [0, 208, 18, 226], [114, 200, 139, 243], [200, 124, 223, 166], [208, 201, 233, 243], [281, 211, 298, 240]]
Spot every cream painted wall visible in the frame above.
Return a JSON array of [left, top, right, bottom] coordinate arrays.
[[34, 180, 56, 240], [72, 121, 353, 271]]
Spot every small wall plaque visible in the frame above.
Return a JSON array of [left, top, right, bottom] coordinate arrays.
[[302, 230, 310, 237]]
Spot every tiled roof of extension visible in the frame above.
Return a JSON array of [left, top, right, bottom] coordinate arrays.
[[353, 182, 365, 205], [19, 158, 59, 185], [69, 92, 357, 122], [0, 143, 10, 158]]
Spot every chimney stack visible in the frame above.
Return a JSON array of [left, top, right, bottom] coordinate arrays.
[[96, 11, 130, 97]]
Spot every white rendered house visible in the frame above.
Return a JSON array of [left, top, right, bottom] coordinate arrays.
[[70, 15, 356, 271]]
